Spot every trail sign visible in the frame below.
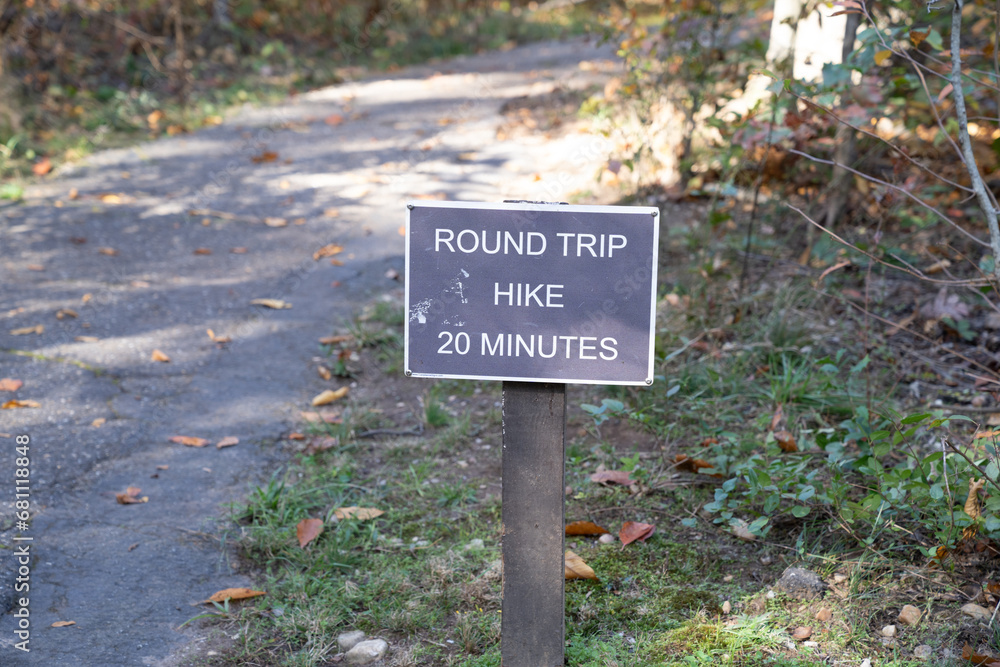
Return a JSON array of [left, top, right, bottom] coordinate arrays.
[[404, 200, 659, 386]]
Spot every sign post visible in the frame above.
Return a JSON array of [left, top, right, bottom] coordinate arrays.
[[404, 201, 658, 666]]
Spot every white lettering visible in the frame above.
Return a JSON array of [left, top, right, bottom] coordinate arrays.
[[435, 228, 455, 252]]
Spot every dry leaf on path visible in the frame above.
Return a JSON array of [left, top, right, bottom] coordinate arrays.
[[296, 518, 324, 548], [27, 264, 45, 271], [116, 486, 148, 504], [674, 454, 721, 476], [193, 247, 212, 255], [250, 298, 292, 309], [324, 114, 344, 126], [169, 435, 208, 447], [333, 507, 384, 521], [730, 518, 756, 541], [75, 335, 99, 342], [304, 436, 339, 454], [317, 365, 332, 380], [56, 309, 78, 319], [264, 217, 287, 227], [619, 521, 655, 546], [32, 157, 52, 175], [206, 588, 266, 604], [319, 334, 353, 345], [97, 247, 119, 256], [0, 378, 24, 392], [792, 626, 812, 640], [207, 329, 232, 344], [250, 151, 278, 164], [564, 550, 597, 580], [51, 621, 75, 628], [589, 470, 633, 486], [151, 349, 171, 362], [962, 644, 1000, 666], [10, 325, 44, 335], [312, 386, 349, 406], [299, 410, 342, 423], [566, 520, 610, 536], [313, 244, 345, 261], [2, 400, 40, 409], [216, 436, 239, 449], [92, 418, 106, 428]]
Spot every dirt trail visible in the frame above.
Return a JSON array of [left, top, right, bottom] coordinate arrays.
[[0, 38, 621, 665]]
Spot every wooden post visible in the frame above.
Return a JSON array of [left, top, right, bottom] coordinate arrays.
[[501, 381, 565, 666]]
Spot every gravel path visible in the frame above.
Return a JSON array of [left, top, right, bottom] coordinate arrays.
[[0, 37, 619, 665]]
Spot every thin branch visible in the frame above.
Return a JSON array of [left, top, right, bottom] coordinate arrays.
[[785, 150, 989, 249], [951, 0, 1000, 283]]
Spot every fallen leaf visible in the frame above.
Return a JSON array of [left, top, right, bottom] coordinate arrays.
[[156, 465, 169, 470], [319, 334, 353, 345], [699, 436, 719, 447], [317, 365, 332, 380], [792, 626, 812, 640], [251, 151, 278, 164], [230, 247, 248, 254], [10, 325, 43, 335], [151, 349, 171, 362], [97, 247, 119, 256], [27, 263, 45, 271], [730, 518, 757, 541], [250, 298, 292, 309], [313, 243, 345, 261], [874, 49, 892, 66], [962, 644, 1000, 666], [99, 193, 123, 204], [75, 335, 99, 342], [619, 521, 655, 546], [589, 470, 633, 485], [169, 435, 209, 447], [324, 114, 344, 126], [264, 217, 287, 227], [966, 478, 985, 519], [975, 430, 1000, 440], [770, 404, 785, 431], [55, 308, 78, 319], [815, 608, 832, 622], [0, 378, 24, 392], [92, 418, 106, 428], [2, 400, 40, 409], [207, 329, 232, 343], [216, 436, 239, 449], [193, 247, 212, 255], [115, 486, 148, 504], [299, 410, 342, 423], [674, 454, 720, 476], [565, 520, 609, 536], [304, 435, 339, 454], [297, 518, 324, 548], [50, 621, 75, 628], [774, 430, 798, 453], [147, 109, 164, 129], [324, 208, 340, 218], [333, 506, 384, 520], [564, 550, 598, 580], [288, 432, 306, 440], [32, 157, 52, 175], [206, 588, 266, 604], [312, 386, 349, 406]]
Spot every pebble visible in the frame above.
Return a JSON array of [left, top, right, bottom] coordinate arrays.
[[598, 533, 616, 545], [723, 575, 733, 583], [345, 638, 389, 665], [803, 641, 819, 648], [464, 538, 485, 551], [773, 567, 828, 601], [897, 605, 922, 626], [338, 630, 366, 652], [881, 625, 896, 638], [913, 645, 933, 661], [962, 603, 992, 620], [722, 600, 731, 614]]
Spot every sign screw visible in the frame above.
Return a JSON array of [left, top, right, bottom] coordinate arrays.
[[405, 369, 412, 376], [650, 210, 658, 217], [645, 378, 653, 385], [407, 204, 415, 210]]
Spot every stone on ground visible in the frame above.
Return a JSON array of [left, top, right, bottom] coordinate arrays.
[[773, 567, 827, 600], [897, 604, 922, 626], [338, 630, 367, 652], [345, 638, 389, 664]]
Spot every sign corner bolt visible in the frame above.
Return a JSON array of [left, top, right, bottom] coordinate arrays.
[[407, 204, 415, 210], [405, 369, 412, 377]]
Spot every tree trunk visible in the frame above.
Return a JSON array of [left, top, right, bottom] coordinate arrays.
[[823, 12, 862, 229], [212, 0, 231, 28]]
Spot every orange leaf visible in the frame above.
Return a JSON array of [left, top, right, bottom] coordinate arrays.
[[770, 404, 784, 430], [2, 399, 40, 409], [319, 334, 353, 345], [564, 550, 597, 580], [151, 349, 171, 362], [297, 518, 324, 548], [205, 588, 266, 604], [774, 430, 798, 453], [619, 521, 655, 546], [333, 506, 384, 520], [699, 436, 719, 447], [97, 247, 119, 256], [10, 325, 43, 335], [216, 436, 239, 449], [92, 418, 106, 427], [251, 151, 278, 164], [0, 378, 23, 392], [51, 621, 76, 628], [324, 114, 344, 126], [589, 470, 633, 485], [115, 486, 148, 504], [963, 644, 1000, 666], [32, 157, 52, 175], [312, 386, 349, 406], [674, 454, 720, 476], [193, 247, 212, 255], [288, 432, 306, 440], [565, 520, 610, 536], [966, 478, 985, 519], [169, 435, 208, 447], [313, 243, 345, 261], [317, 365, 332, 380]]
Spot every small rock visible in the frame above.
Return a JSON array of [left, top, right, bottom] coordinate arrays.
[[760, 555, 773, 565], [766, 590, 776, 599], [881, 625, 896, 638], [962, 603, 992, 620], [723, 575, 733, 583], [913, 645, 933, 661], [897, 605, 922, 626], [722, 600, 731, 614], [803, 641, 820, 648], [345, 638, 388, 665], [565, 486, 573, 495], [464, 538, 484, 551], [880, 637, 896, 648], [815, 608, 832, 622], [598, 533, 616, 545], [833, 573, 847, 584], [338, 630, 366, 652], [792, 626, 812, 640], [860, 659, 871, 667], [773, 567, 828, 601]]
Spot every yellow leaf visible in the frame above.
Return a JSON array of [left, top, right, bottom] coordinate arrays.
[[2, 400, 40, 409], [205, 588, 266, 604], [312, 386, 349, 406], [56, 309, 78, 319], [151, 349, 171, 362], [965, 478, 985, 519], [250, 298, 292, 309], [313, 243, 345, 261], [564, 550, 597, 580], [115, 487, 148, 504], [874, 50, 892, 66], [216, 436, 239, 449], [333, 506, 384, 520], [264, 217, 288, 227], [97, 247, 119, 256], [169, 435, 209, 447], [317, 365, 332, 380], [10, 325, 43, 335], [92, 418, 106, 428], [51, 621, 76, 628]]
